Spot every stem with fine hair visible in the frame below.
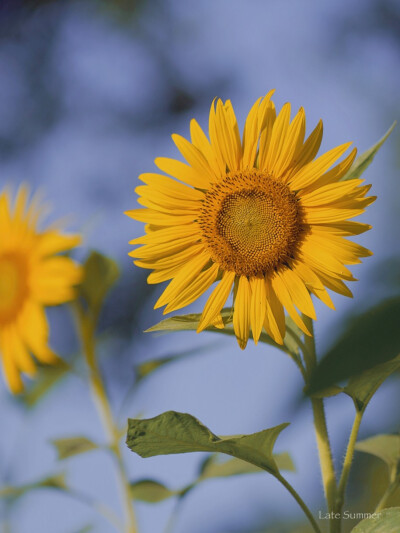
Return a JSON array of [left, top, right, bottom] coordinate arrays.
[[76, 306, 138, 533], [332, 409, 363, 532], [302, 315, 337, 529]]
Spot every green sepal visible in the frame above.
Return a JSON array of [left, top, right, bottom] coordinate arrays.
[[342, 122, 396, 181], [51, 436, 99, 460], [126, 411, 289, 477], [350, 507, 400, 532]]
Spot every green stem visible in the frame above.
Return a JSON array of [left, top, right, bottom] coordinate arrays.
[[333, 410, 363, 531], [275, 473, 322, 533], [77, 309, 138, 533], [302, 316, 337, 527]]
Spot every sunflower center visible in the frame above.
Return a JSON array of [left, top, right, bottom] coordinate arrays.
[[199, 170, 303, 277], [0, 254, 28, 323]]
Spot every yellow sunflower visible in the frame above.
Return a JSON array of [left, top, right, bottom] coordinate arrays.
[[126, 91, 374, 349], [0, 186, 82, 393]]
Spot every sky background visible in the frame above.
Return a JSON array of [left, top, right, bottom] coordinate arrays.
[[0, 1, 399, 532]]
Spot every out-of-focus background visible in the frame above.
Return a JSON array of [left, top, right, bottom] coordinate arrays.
[[0, 1, 399, 532]]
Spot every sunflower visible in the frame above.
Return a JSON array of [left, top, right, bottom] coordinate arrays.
[[0, 186, 82, 393], [126, 92, 374, 349]]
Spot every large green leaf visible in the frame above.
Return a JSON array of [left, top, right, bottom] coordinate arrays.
[[127, 411, 289, 476], [307, 297, 400, 395], [355, 435, 400, 472], [51, 436, 99, 460], [80, 251, 120, 319], [342, 122, 396, 181], [344, 354, 400, 412], [350, 507, 400, 533]]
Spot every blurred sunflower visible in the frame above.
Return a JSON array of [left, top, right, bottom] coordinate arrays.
[[0, 186, 82, 393], [126, 91, 374, 349]]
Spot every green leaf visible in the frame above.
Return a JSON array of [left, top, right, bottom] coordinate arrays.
[[129, 479, 176, 502], [199, 452, 295, 481], [80, 251, 120, 318], [350, 507, 400, 533], [145, 308, 233, 333], [342, 122, 396, 181], [307, 297, 400, 395], [146, 308, 303, 360], [0, 473, 67, 500], [126, 411, 289, 476], [345, 354, 400, 412], [355, 435, 400, 472], [51, 437, 98, 460]]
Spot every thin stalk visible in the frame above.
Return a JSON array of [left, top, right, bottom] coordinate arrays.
[[302, 316, 337, 526], [334, 410, 363, 526], [274, 473, 322, 533], [77, 309, 138, 533]]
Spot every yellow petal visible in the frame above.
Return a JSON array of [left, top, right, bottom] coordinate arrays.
[[154, 157, 209, 189], [155, 251, 210, 308], [172, 134, 216, 183], [270, 272, 311, 336], [233, 276, 251, 349], [264, 277, 286, 344], [197, 270, 235, 332], [165, 263, 219, 313], [138, 173, 205, 201], [278, 268, 316, 319], [250, 277, 266, 344], [290, 142, 352, 190]]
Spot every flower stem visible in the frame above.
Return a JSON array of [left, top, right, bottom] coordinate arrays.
[[302, 316, 337, 529], [333, 409, 363, 532], [275, 473, 322, 533], [77, 309, 138, 533]]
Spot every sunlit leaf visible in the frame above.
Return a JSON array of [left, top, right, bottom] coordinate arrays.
[[127, 411, 289, 476], [307, 297, 400, 395], [344, 354, 400, 412], [129, 479, 175, 502], [350, 507, 400, 532], [80, 251, 120, 319], [355, 435, 400, 472], [51, 437, 99, 460], [342, 122, 396, 181]]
